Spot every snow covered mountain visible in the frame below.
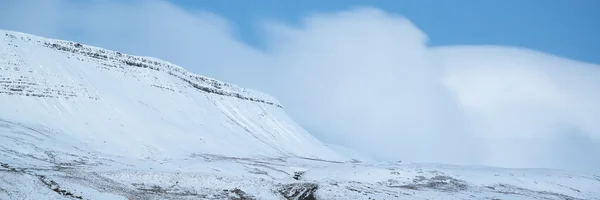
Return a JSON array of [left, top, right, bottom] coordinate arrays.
[[0, 30, 341, 161], [1, 30, 599, 200]]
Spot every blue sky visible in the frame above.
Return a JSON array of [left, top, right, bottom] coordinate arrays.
[[174, 0, 600, 64]]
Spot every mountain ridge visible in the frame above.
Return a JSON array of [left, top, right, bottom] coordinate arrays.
[[1, 30, 281, 107]]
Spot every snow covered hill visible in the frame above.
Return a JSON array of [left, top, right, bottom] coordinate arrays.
[[0, 30, 341, 161], [1, 30, 599, 200]]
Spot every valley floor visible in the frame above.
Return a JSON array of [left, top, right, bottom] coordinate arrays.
[[1, 119, 599, 200]]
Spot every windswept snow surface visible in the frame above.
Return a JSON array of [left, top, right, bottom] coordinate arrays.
[[1, 30, 599, 199], [0, 30, 340, 161]]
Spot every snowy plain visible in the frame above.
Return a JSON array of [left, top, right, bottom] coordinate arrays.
[[0, 30, 599, 199]]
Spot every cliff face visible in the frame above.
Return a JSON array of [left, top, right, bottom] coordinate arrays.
[[1, 31, 280, 106], [0, 30, 340, 161]]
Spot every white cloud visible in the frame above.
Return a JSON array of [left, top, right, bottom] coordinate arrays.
[[1, 0, 599, 172], [434, 46, 600, 170], [262, 8, 476, 165]]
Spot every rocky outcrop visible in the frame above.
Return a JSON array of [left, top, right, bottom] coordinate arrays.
[[278, 183, 318, 200], [1, 31, 281, 107]]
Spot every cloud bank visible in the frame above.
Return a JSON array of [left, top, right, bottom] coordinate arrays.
[[1, 0, 599, 172]]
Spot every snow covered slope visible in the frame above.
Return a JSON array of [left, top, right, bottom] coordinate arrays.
[[1, 30, 599, 200], [0, 30, 341, 162]]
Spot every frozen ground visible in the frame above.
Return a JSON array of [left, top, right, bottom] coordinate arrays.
[[1, 30, 599, 199], [1, 120, 599, 200]]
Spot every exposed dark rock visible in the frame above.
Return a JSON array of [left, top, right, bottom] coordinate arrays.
[[278, 183, 318, 200], [229, 188, 255, 200], [38, 175, 83, 199], [293, 171, 305, 180], [397, 175, 468, 192], [35, 39, 283, 107]]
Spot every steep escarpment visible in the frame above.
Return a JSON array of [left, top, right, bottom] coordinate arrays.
[[0, 30, 340, 162], [1, 31, 279, 107]]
